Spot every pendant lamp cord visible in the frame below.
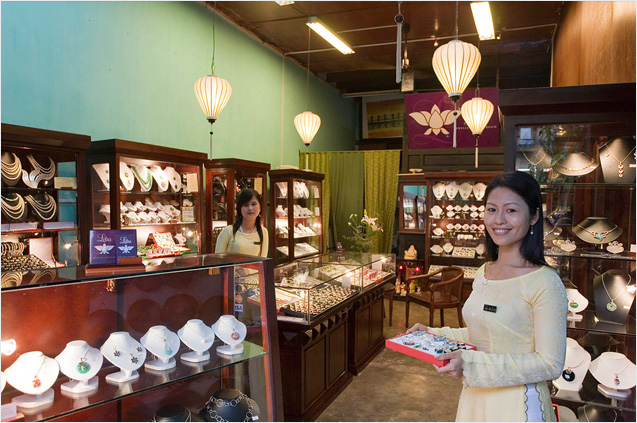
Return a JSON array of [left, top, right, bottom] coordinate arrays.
[[211, 1, 217, 75], [454, 0, 459, 39], [476, 38, 480, 97], [306, 25, 311, 110]]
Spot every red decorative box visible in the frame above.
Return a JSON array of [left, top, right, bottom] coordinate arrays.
[[385, 331, 476, 366]]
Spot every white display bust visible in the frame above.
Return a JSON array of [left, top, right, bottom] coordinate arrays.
[[212, 315, 247, 356], [55, 340, 102, 394], [5, 351, 59, 408], [565, 288, 588, 322], [92, 163, 110, 190], [164, 166, 182, 192], [589, 352, 636, 400], [119, 162, 135, 191], [100, 332, 146, 383], [140, 325, 180, 371], [552, 338, 590, 392], [149, 165, 169, 192], [178, 319, 215, 363]]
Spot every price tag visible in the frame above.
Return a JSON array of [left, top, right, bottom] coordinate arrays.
[[54, 177, 77, 189]]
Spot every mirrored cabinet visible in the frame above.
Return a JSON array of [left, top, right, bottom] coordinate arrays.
[[84, 139, 206, 263], [1, 123, 91, 272], [204, 158, 269, 253]]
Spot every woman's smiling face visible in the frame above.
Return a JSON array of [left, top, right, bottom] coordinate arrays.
[[484, 187, 538, 249]]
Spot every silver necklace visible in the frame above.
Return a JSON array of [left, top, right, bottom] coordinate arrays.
[[598, 359, 631, 386], [187, 324, 214, 344], [205, 393, 254, 422], [112, 341, 144, 364], [521, 148, 547, 167], [561, 352, 586, 382], [601, 273, 631, 312]]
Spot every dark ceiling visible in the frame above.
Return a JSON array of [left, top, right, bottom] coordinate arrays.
[[211, 1, 565, 96]]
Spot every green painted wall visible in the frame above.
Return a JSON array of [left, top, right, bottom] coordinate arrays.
[[1, 2, 356, 167]]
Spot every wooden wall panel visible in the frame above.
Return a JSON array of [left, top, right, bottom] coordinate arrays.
[[553, 1, 636, 86]]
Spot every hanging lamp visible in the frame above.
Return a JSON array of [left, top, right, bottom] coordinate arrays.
[[432, 1, 481, 147], [194, 4, 232, 160], [296, 24, 321, 171], [460, 40, 493, 168]]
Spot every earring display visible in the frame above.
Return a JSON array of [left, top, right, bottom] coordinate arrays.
[[202, 389, 260, 423], [589, 352, 636, 399], [553, 338, 591, 392], [1, 152, 22, 186], [178, 319, 215, 363], [100, 331, 147, 383], [55, 340, 102, 394], [141, 326, 180, 371], [573, 217, 622, 245], [5, 351, 59, 408], [605, 241, 624, 254], [553, 152, 599, 176], [212, 315, 247, 356]]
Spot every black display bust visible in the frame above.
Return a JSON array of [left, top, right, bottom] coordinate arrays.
[[593, 270, 635, 324], [599, 137, 636, 184]]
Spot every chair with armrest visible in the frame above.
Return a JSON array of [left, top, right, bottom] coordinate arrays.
[[405, 266, 464, 328]]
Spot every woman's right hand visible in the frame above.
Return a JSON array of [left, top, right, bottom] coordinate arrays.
[[406, 323, 428, 333]]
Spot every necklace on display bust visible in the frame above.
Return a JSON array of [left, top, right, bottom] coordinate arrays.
[[152, 330, 174, 355], [601, 142, 636, 178], [521, 148, 547, 168], [27, 154, 56, 180], [72, 345, 92, 374], [1, 152, 22, 185], [601, 273, 631, 312], [1, 193, 27, 221], [562, 353, 586, 382], [576, 223, 618, 243], [131, 164, 153, 192], [24, 193, 57, 221], [598, 359, 632, 386], [554, 152, 598, 176], [187, 322, 214, 344], [32, 355, 46, 388], [220, 318, 241, 341], [113, 342, 145, 364]]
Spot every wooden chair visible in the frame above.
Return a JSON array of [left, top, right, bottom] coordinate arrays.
[[405, 266, 464, 328]]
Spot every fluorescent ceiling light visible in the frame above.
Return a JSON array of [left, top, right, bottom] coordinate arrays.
[[470, 2, 495, 40], [306, 17, 355, 55], [275, 1, 294, 5]]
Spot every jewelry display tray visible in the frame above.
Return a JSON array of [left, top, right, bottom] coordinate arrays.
[[386, 331, 476, 367]]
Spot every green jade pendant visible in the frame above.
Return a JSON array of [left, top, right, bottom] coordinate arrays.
[[77, 360, 91, 374], [606, 301, 617, 312], [569, 300, 578, 309]]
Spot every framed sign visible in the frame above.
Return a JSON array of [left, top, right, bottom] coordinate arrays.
[[362, 94, 405, 139]]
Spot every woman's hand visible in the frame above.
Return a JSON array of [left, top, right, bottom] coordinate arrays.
[[434, 350, 464, 378], [406, 323, 428, 334]]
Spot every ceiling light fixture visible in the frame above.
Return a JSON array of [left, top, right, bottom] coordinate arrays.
[[295, 26, 321, 171], [194, 4, 232, 159], [470, 2, 496, 40], [432, 0, 481, 147], [307, 16, 355, 55], [460, 40, 494, 168], [275, 1, 295, 5]]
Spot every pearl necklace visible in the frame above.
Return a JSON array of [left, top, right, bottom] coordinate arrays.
[[1, 193, 27, 221], [24, 193, 57, 221], [27, 155, 56, 180], [1, 152, 22, 183]]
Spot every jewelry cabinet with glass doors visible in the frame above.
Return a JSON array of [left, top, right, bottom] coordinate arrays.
[[1, 123, 91, 271], [205, 158, 270, 253], [84, 139, 206, 264], [501, 82, 636, 421], [398, 177, 427, 233], [0, 253, 283, 421], [268, 169, 324, 266]]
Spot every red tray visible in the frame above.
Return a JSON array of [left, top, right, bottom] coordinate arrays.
[[385, 332, 475, 366]]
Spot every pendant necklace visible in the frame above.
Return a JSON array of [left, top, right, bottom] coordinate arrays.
[[561, 353, 586, 382], [568, 299, 579, 309], [220, 319, 241, 341], [603, 142, 636, 178], [74, 345, 92, 374], [187, 324, 214, 344], [153, 331, 174, 355], [576, 223, 618, 242], [554, 155, 596, 172], [601, 273, 631, 312], [113, 341, 144, 364], [599, 359, 631, 386], [32, 356, 46, 388], [521, 148, 547, 169], [131, 165, 153, 191]]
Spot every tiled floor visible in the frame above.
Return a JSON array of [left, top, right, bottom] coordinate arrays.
[[316, 298, 464, 422]]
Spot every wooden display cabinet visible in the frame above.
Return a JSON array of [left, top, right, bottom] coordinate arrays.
[[501, 83, 636, 421], [204, 158, 270, 253], [0, 253, 283, 421], [268, 169, 324, 266], [84, 139, 206, 263], [1, 123, 91, 269]]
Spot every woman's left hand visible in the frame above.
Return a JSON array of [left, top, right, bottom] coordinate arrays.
[[434, 350, 464, 378]]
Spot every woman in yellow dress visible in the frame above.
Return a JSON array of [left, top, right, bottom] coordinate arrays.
[[409, 171, 567, 422], [215, 188, 268, 257]]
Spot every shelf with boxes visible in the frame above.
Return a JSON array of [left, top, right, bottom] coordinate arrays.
[[501, 82, 636, 421], [1, 124, 91, 272], [84, 139, 206, 263]]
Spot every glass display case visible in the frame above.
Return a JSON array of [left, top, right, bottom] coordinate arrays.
[[1, 123, 91, 269], [501, 83, 636, 421], [205, 158, 270, 253], [268, 169, 324, 266], [0, 253, 282, 422], [399, 182, 426, 232], [84, 139, 206, 263], [300, 251, 396, 290]]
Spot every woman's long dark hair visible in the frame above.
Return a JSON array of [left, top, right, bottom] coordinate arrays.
[[484, 171, 547, 266], [233, 189, 264, 247]]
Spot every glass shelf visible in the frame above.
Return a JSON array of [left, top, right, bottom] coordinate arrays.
[[550, 375, 636, 413], [567, 311, 636, 336]]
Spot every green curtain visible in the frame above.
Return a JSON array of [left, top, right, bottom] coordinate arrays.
[[364, 150, 401, 253], [300, 152, 331, 252], [329, 153, 365, 250]]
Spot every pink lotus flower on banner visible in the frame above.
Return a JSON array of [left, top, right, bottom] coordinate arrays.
[[409, 104, 456, 135]]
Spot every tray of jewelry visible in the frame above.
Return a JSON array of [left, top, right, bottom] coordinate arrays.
[[249, 287, 303, 311], [281, 285, 357, 318], [362, 268, 392, 286], [386, 331, 475, 366]]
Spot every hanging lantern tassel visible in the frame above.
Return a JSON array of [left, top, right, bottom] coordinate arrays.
[[475, 137, 479, 168], [452, 109, 459, 148]]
